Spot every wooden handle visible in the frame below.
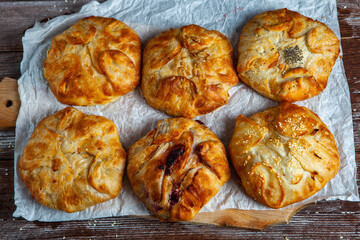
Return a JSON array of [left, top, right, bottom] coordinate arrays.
[[0, 77, 20, 128], [136, 202, 312, 230], [190, 203, 312, 229]]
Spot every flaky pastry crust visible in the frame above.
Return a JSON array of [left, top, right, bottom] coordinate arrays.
[[141, 24, 238, 118], [127, 118, 231, 221], [237, 9, 340, 102], [44, 16, 141, 106], [228, 103, 340, 208], [18, 107, 126, 212]]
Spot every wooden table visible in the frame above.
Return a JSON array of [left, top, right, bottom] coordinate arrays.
[[0, 0, 359, 239]]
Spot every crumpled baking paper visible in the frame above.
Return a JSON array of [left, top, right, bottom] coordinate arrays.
[[13, 0, 359, 221]]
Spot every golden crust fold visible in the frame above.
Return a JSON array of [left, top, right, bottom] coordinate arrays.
[[142, 24, 239, 118], [237, 8, 340, 102], [44, 16, 141, 106], [19, 107, 126, 212], [228, 103, 340, 208]]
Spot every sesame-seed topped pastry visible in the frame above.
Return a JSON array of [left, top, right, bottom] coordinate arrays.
[[237, 8, 340, 102], [228, 103, 340, 208]]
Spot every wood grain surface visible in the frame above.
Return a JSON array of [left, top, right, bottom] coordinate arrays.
[[0, 0, 359, 239], [0, 77, 20, 127]]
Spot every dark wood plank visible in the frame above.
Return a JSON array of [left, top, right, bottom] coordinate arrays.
[[342, 39, 360, 94], [341, 37, 360, 159], [337, 0, 360, 39], [0, 201, 358, 239], [0, 0, 101, 52], [0, 52, 22, 80], [0, 129, 15, 160]]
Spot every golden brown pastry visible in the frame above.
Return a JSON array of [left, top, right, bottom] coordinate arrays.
[[18, 107, 126, 212], [228, 103, 340, 208], [141, 24, 239, 118], [127, 118, 231, 221], [44, 16, 141, 106], [237, 9, 340, 102]]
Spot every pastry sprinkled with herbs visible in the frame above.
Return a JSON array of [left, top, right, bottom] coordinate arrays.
[[283, 45, 303, 65], [237, 8, 340, 102]]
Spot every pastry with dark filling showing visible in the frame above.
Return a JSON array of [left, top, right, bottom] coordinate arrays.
[[127, 118, 231, 221]]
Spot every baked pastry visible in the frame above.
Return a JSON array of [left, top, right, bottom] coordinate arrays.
[[44, 16, 141, 106], [127, 118, 231, 221], [18, 107, 126, 212], [141, 24, 239, 118], [228, 103, 340, 208], [237, 8, 340, 102]]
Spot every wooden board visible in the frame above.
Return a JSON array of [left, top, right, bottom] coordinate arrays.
[[0, 77, 20, 128], [0, 77, 310, 230], [132, 203, 312, 230], [189, 205, 311, 229]]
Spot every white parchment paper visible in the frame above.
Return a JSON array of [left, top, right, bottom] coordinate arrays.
[[13, 0, 359, 221]]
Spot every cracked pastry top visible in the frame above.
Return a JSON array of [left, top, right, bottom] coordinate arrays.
[[44, 16, 141, 106], [141, 24, 239, 118], [228, 103, 340, 208], [18, 107, 126, 212], [237, 8, 340, 102], [127, 118, 231, 221]]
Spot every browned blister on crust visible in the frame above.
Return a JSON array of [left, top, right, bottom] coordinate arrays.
[[141, 24, 239, 118], [44, 16, 141, 106], [228, 103, 340, 208], [237, 8, 340, 102], [18, 107, 126, 212], [127, 118, 231, 221]]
